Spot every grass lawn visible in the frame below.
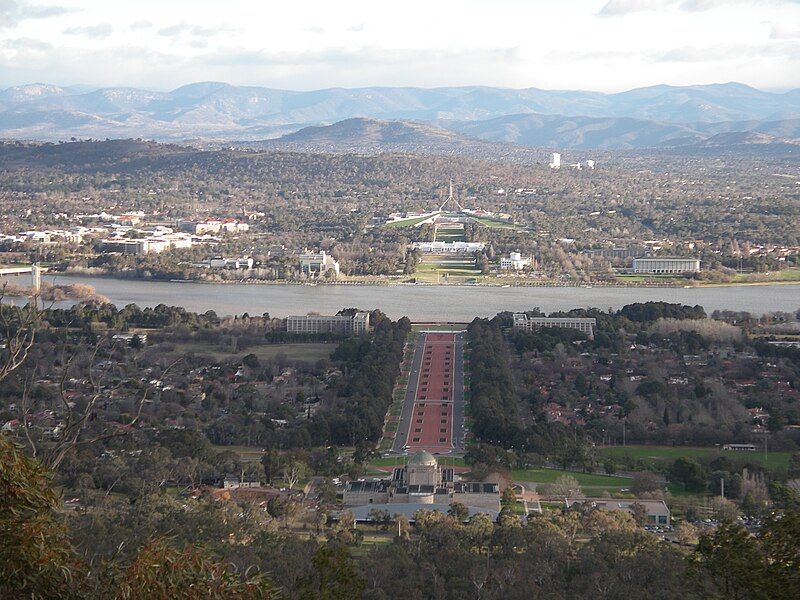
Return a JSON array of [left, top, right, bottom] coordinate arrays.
[[729, 268, 800, 283], [469, 216, 518, 229], [174, 342, 333, 362], [383, 213, 439, 228], [598, 445, 791, 471], [211, 444, 265, 463], [414, 257, 481, 283], [512, 468, 631, 493]]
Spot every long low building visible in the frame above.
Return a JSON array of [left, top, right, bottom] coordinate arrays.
[[286, 312, 370, 335], [411, 241, 485, 253], [633, 257, 700, 274], [565, 498, 671, 527], [513, 314, 596, 339]]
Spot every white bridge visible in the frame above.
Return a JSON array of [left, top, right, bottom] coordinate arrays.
[[0, 264, 43, 293]]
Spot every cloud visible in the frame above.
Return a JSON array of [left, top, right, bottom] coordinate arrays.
[[130, 20, 152, 31], [655, 41, 800, 62], [598, 0, 671, 16], [63, 23, 113, 39], [348, 22, 365, 32], [771, 23, 800, 39], [598, 0, 797, 16], [0, 0, 73, 28], [2, 36, 52, 51], [303, 26, 325, 34], [157, 21, 239, 38]]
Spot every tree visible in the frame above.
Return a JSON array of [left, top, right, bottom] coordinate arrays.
[[710, 497, 741, 524], [114, 539, 276, 599], [0, 436, 85, 598], [282, 460, 308, 490], [695, 524, 767, 599], [675, 521, 698, 545], [448, 501, 470, 522], [788, 453, 800, 479], [631, 472, 662, 497], [539, 475, 583, 498], [298, 544, 365, 600], [629, 502, 648, 527], [669, 457, 707, 492]]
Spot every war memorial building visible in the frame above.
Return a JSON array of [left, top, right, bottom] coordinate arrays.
[[343, 451, 501, 521]]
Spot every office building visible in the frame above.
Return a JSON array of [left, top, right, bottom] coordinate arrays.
[[299, 250, 340, 277], [513, 314, 596, 338], [286, 312, 370, 335], [500, 252, 532, 270], [632, 258, 700, 274], [549, 152, 561, 169]]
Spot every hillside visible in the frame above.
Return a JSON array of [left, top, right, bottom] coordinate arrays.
[[2, 81, 800, 144]]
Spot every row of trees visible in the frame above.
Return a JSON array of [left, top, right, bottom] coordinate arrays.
[[4, 431, 800, 598]]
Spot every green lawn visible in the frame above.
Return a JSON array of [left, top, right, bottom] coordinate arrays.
[[511, 468, 631, 493], [469, 216, 518, 229], [383, 213, 439, 228], [730, 268, 800, 283], [174, 342, 333, 362], [598, 445, 791, 471], [211, 445, 265, 463]]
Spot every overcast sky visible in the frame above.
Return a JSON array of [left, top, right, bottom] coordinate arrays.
[[1, 0, 799, 92]]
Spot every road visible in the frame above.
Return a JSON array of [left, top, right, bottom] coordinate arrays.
[[392, 330, 467, 455]]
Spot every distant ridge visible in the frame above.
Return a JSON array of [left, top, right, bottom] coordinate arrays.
[[2, 81, 800, 148]]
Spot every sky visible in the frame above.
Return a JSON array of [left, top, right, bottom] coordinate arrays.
[[1, 0, 800, 92]]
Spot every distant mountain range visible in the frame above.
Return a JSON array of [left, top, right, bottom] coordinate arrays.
[[2, 81, 800, 150]]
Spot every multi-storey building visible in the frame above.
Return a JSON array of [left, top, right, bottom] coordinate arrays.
[[632, 257, 700, 274], [513, 313, 596, 339], [286, 312, 370, 335], [299, 250, 340, 277]]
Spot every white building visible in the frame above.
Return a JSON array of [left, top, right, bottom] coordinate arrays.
[[513, 313, 596, 339], [204, 257, 253, 269], [632, 258, 700, 274], [500, 252, 532, 270], [549, 152, 561, 169], [411, 241, 485, 253], [286, 312, 370, 335], [299, 250, 340, 277], [179, 219, 249, 235]]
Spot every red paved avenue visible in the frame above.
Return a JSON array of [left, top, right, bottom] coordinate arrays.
[[405, 332, 456, 452]]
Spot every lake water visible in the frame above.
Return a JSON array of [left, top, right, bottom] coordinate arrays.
[[26, 275, 800, 320]]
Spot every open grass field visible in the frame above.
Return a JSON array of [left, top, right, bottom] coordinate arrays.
[[730, 268, 800, 284], [383, 213, 439, 228], [598, 444, 792, 471], [414, 256, 481, 283], [211, 444, 265, 463], [469, 216, 518, 229], [511, 468, 632, 493], [174, 341, 333, 362]]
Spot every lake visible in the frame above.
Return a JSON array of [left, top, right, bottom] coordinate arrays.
[[25, 275, 800, 320]]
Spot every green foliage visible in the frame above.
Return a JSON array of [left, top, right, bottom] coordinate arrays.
[[0, 436, 85, 599], [669, 457, 708, 492], [114, 540, 276, 599], [298, 544, 365, 600]]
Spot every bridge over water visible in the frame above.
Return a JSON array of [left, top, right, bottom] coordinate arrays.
[[0, 264, 43, 293]]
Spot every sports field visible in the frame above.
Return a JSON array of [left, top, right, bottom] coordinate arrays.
[[598, 444, 792, 471]]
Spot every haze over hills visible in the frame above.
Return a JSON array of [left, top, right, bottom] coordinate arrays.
[[2, 81, 800, 150]]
